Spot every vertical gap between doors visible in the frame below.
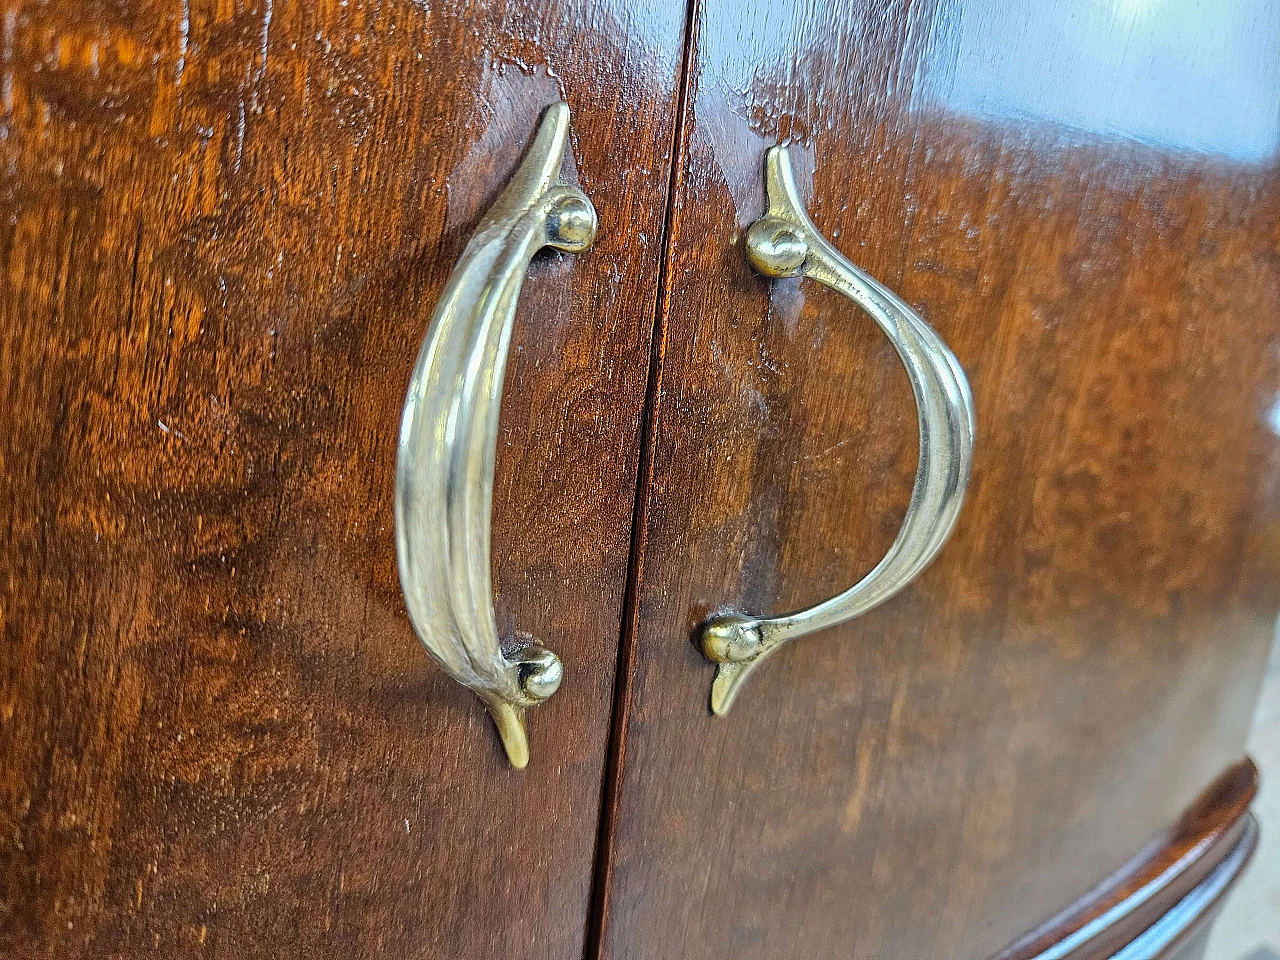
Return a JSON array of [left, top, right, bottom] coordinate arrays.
[[582, 0, 702, 956]]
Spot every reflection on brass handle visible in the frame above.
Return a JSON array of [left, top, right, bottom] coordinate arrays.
[[395, 103, 596, 768], [699, 145, 975, 715]]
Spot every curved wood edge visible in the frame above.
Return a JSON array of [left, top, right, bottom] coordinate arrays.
[[992, 758, 1259, 960], [1111, 815, 1258, 960]]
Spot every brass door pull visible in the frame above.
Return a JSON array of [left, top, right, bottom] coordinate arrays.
[[699, 145, 975, 715], [395, 103, 596, 768]]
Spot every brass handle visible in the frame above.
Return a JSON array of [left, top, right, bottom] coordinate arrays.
[[395, 103, 596, 768], [699, 145, 975, 715]]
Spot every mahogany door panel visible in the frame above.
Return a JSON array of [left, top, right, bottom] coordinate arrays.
[[598, 1, 1280, 958], [0, 1, 686, 957]]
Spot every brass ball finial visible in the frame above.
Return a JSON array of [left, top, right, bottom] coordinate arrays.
[[745, 217, 808, 278], [513, 645, 564, 704], [702, 614, 765, 664], [547, 193, 598, 253]]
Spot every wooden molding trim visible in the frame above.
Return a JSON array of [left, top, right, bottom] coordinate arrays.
[[993, 758, 1260, 960], [1109, 815, 1258, 960]]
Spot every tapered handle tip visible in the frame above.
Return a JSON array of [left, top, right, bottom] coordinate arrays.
[[486, 700, 531, 769]]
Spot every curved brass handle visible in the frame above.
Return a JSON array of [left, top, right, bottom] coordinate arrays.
[[699, 145, 975, 715], [395, 103, 596, 768]]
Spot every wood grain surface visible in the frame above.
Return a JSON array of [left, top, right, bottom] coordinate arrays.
[[597, 1, 1280, 959], [0, 1, 687, 957], [4, 0, 1278, 957]]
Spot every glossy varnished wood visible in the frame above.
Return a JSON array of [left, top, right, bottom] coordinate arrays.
[[1101, 816, 1258, 960], [0, 1, 685, 956], [1004, 759, 1258, 960], [599, 1, 1280, 958]]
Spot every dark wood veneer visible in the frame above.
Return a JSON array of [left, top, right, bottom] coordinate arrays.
[[1, 1, 1274, 959], [597, 2, 1280, 959], [0, 1, 686, 957]]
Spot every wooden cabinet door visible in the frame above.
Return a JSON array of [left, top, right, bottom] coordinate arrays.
[[596, 2, 1280, 959], [5, 1, 1278, 958], [0, 2, 686, 957]]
